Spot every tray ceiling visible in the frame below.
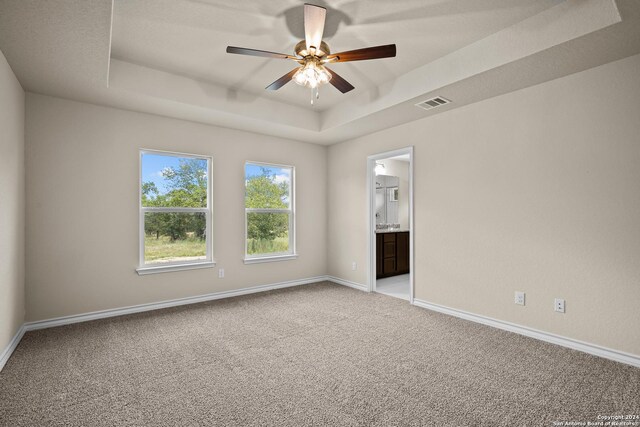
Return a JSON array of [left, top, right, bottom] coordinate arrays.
[[1, 0, 639, 144]]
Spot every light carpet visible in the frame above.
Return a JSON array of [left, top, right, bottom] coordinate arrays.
[[1, 282, 638, 426]]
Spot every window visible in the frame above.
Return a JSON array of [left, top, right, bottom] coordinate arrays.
[[137, 150, 213, 274], [244, 162, 296, 263]]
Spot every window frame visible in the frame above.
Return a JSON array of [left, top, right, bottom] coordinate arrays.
[[244, 161, 297, 264], [136, 149, 214, 275]]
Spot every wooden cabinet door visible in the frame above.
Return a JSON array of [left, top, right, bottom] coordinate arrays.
[[376, 233, 383, 277], [383, 233, 396, 259], [376, 232, 410, 279], [396, 232, 409, 274], [382, 233, 397, 276], [383, 258, 396, 275]]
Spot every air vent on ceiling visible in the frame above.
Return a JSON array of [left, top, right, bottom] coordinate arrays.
[[415, 96, 451, 111]]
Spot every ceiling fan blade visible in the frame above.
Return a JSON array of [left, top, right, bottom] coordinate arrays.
[[325, 67, 354, 93], [304, 4, 326, 53], [325, 44, 396, 62], [226, 46, 297, 60], [265, 68, 300, 90]]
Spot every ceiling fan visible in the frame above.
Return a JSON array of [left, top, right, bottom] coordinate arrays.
[[226, 3, 396, 104]]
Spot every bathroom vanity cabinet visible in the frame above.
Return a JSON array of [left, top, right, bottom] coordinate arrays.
[[376, 231, 409, 279]]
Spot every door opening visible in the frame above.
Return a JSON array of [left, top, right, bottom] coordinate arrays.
[[367, 147, 414, 303]]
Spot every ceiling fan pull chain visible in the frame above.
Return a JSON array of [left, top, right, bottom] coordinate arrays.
[[310, 88, 314, 105]]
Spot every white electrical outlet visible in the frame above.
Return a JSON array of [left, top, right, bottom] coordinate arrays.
[[514, 291, 525, 306], [554, 298, 565, 313], [218, 268, 224, 279], [352, 261, 357, 271]]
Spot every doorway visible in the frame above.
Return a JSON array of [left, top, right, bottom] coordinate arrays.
[[367, 147, 414, 303]]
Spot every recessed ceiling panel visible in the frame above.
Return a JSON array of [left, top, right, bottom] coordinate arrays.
[[4, 0, 636, 145], [110, 0, 562, 110]]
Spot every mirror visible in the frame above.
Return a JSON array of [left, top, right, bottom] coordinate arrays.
[[388, 187, 398, 202], [375, 175, 399, 225]]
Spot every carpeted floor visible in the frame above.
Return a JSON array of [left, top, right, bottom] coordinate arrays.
[[1, 282, 639, 426]]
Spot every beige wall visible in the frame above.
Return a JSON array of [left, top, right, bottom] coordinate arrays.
[[0, 49, 25, 351], [17, 51, 640, 357], [25, 94, 327, 321], [328, 53, 640, 356]]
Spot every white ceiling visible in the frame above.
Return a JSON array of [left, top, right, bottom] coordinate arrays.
[[1, 0, 640, 145], [110, 0, 561, 110]]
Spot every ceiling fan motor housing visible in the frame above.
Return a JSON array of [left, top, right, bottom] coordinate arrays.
[[295, 40, 331, 58]]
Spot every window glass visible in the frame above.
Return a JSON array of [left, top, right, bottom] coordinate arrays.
[[144, 212, 207, 264], [246, 212, 290, 255], [245, 164, 291, 209], [245, 163, 294, 258], [141, 153, 208, 208], [140, 151, 211, 269]]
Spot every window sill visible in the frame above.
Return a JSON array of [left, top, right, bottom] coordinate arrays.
[[136, 261, 216, 275], [243, 254, 298, 265]]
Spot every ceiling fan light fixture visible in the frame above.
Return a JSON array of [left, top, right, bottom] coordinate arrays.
[[317, 65, 332, 84], [293, 69, 306, 85], [293, 60, 332, 89]]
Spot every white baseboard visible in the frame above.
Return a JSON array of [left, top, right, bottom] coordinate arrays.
[[0, 276, 327, 372], [412, 298, 640, 369], [7, 279, 635, 372], [327, 276, 368, 292], [23, 276, 328, 332], [0, 324, 26, 372], [0, 275, 359, 373]]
